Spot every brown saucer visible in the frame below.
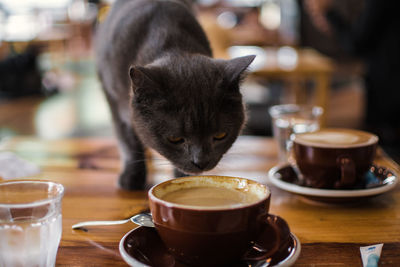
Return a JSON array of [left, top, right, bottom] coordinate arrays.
[[119, 222, 301, 267], [268, 164, 398, 204]]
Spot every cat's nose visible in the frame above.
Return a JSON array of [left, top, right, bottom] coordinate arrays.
[[191, 159, 210, 170], [190, 146, 211, 170]]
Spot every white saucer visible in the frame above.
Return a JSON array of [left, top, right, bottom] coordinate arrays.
[[268, 163, 398, 203]]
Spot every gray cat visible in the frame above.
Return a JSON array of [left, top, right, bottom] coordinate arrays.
[[96, 0, 255, 190]]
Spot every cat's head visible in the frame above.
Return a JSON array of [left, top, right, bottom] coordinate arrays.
[[129, 54, 255, 174]]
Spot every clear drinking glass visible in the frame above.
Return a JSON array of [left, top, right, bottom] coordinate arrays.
[[269, 104, 323, 162], [0, 180, 64, 267]]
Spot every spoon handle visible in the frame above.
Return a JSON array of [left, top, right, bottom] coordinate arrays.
[[72, 218, 130, 229]]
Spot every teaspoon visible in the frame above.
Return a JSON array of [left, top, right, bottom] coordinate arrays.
[[72, 212, 154, 229]]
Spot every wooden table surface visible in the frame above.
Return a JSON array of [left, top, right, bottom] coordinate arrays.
[[1, 135, 399, 266]]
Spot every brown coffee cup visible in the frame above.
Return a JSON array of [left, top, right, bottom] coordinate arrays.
[[293, 128, 378, 189], [148, 175, 291, 266]]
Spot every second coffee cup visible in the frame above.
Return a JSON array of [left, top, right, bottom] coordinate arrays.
[[293, 128, 378, 189]]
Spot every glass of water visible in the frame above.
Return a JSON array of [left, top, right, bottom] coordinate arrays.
[[0, 180, 64, 267], [269, 104, 323, 162]]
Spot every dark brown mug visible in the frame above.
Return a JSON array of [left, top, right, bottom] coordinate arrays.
[[293, 128, 378, 189], [148, 176, 291, 266]]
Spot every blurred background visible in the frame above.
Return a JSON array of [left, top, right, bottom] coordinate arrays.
[[0, 0, 398, 162]]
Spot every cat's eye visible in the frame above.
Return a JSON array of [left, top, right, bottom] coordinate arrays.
[[168, 136, 184, 144], [213, 132, 227, 140]]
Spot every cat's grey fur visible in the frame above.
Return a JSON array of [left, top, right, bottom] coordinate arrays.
[[96, 0, 255, 190]]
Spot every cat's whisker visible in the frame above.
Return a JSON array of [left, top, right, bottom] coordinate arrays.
[[150, 158, 169, 162], [152, 164, 174, 168], [153, 162, 173, 166], [148, 159, 173, 167]]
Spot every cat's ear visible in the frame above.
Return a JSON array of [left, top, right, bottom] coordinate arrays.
[[223, 55, 256, 84], [129, 66, 160, 94]]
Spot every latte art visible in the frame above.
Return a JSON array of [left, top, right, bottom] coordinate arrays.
[[300, 132, 359, 144], [294, 128, 378, 148]]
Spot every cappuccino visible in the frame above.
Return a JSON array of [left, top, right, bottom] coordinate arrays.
[[294, 128, 378, 148], [293, 128, 378, 189], [152, 176, 267, 208], [161, 186, 258, 207], [148, 176, 279, 266]]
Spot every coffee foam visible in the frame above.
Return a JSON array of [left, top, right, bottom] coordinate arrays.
[[161, 187, 255, 207], [301, 132, 359, 144], [294, 128, 378, 148], [151, 176, 268, 209]]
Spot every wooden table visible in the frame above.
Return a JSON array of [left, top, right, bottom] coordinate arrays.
[[1, 136, 399, 266]]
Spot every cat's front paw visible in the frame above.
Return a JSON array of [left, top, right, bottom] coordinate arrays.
[[118, 164, 147, 190]]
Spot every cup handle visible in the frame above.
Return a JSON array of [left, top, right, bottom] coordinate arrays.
[[242, 214, 291, 261], [336, 155, 356, 188]]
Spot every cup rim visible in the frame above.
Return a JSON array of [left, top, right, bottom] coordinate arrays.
[[148, 175, 270, 211], [293, 128, 379, 148], [0, 179, 65, 208], [268, 104, 323, 118]]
